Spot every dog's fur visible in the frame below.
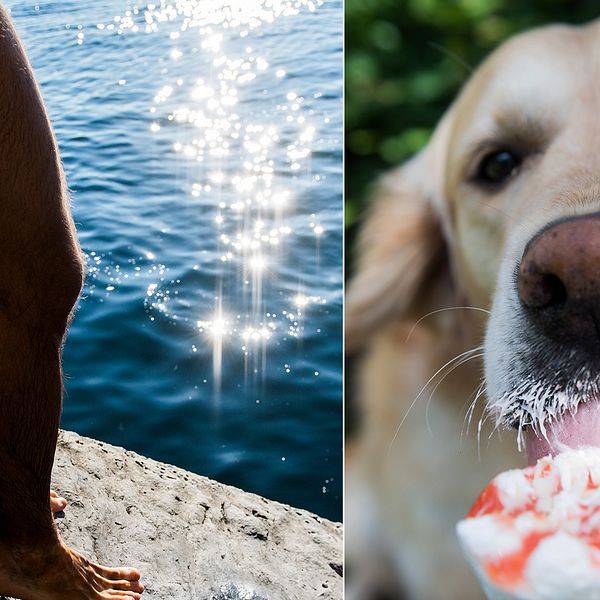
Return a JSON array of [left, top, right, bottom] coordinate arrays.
[[346, 20, 600, 599]]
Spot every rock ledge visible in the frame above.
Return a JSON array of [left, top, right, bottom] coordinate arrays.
[[51, 431, 342, 600]]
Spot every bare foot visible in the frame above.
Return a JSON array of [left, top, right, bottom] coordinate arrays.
[[0, 539, 144, 600], [61, 544, 145, 599], [0, 538, 144, 600], [50, 490, 67, 513]]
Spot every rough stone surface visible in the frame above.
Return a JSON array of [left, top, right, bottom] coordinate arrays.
[[47, 431, 342, 600]]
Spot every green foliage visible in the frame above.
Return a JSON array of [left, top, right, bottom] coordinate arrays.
[[345, 0, 600, 232]]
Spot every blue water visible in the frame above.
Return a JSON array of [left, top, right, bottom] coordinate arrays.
[[7, 0, 342, 521]]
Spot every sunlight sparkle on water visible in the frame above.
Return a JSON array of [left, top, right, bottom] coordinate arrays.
[[96, 0, 330, 395]]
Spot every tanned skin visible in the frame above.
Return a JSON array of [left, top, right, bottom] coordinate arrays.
[[0, 7, 144, 600]]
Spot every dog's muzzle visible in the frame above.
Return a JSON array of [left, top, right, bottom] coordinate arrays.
[[514, 213, 600, 463]]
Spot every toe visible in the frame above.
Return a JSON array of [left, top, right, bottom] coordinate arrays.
[[50, 497, 68, 513], [100, 577, 144, 593], [100, 566, 141, 582], [50, 489, 68, 512], [107, 592, 142, 599], [89, 560, 140, 581]]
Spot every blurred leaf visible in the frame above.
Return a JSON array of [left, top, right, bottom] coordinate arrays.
[[347, 129, 377, 156], [379, 128, 431, 164]]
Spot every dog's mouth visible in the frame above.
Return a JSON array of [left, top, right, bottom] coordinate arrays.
[[526, 398, 600, 465]]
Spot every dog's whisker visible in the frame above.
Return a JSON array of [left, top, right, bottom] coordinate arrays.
[[425, 351, 484, 428], [477, 408, 500, 460], [387, 346, 484, 455], [485, 419, 507, 454], [460, 381, 486, 446], [487, 414, 504, 442], [461, 387, 479, 440], [459, 384, 481, 451], [465, 382, 487, 438], [477, 411, 491, 462], [425, 352, 484, 437], [518, 412, 525, 452], [460, 382, 482, 441], [406, 307, 490, 342]]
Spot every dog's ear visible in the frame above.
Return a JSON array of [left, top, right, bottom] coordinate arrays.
[[346, 114, 454, 354]]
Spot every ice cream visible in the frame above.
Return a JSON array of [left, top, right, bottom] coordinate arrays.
[[457, 447, 600, 600]]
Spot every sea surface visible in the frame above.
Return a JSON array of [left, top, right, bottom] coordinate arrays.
[[6, 0, 342, 521]]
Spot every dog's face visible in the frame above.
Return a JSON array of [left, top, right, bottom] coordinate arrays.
[[348, 20, 600, 461], [476, 22, 600, 458]]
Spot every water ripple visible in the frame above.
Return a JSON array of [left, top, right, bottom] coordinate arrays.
[[8, 0, 341, 520]]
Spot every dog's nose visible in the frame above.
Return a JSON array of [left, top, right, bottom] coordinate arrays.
[[518, 214, 600, 349]]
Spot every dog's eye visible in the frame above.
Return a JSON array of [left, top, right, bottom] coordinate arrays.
[[477, 150, 521, 185]]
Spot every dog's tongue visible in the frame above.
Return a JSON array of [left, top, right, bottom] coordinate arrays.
[[526, 400, 600, 465]]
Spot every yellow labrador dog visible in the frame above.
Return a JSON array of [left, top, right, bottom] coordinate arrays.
[[346, 19, 600, 600]]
